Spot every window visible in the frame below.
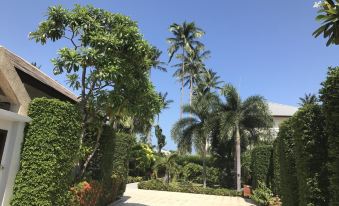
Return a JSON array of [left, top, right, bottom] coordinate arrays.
[[0, 130, 7, 163]]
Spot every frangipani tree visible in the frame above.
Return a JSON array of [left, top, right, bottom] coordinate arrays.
[[30, 5, 162, 178], [313, 0, 339, 45]]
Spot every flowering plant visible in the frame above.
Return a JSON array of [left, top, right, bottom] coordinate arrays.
[[70, 181, 102, 206]]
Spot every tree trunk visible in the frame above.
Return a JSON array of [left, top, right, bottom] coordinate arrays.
[[235, 124, 241, 191], [190, 75, 193, 118], [180, 49, 185, 119], [202, 138, 208, 188]]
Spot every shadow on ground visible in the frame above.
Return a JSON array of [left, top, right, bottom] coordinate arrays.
[[111, 196, 150, 206], [244, 197, 256, 206]]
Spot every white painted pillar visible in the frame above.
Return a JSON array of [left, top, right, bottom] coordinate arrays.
[[0, 109, 30, 206]]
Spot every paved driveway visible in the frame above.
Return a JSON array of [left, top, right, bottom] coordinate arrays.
[[111, 183, 256, 206]]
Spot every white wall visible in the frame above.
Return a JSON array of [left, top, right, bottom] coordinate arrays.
[[0, 109, 30, 206]]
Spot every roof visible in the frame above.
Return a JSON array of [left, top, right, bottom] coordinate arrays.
[[0, 46, 78, 102], [268, 102, 298, 117]]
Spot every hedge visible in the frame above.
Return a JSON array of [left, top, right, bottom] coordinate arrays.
[[320, 67, 339, 206], [293, 104, 329, 206], [271, 138, 280, 195], [277, 119, 299, 206], [175, 155, 213, 167], [250, 145, 273, 189], [111, 132, 134, 198], [11, 98, 81, 206], [138, 179, 240, 196], [97, 126, 116, 205]]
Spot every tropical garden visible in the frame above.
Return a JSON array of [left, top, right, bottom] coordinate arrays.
[[8, 1, 339, 206]]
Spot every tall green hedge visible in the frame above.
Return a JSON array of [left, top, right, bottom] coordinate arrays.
[[98, 126, 116, 205], [293, 104, 329, 206], [11, 98, 81, 206], [111, 132, 134, 198], [271, 138, 280, 195], [320, 67, 339, 206], [250, 145, 273, 189], [277, 119, 299, 206]]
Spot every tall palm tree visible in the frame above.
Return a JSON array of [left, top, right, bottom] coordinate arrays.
[[195, 69, 223, 96], [182, 47, 211, 106], [167, 21, 205, 118], [171, 92, 219, 188], [299, 93, 318, 106], [218, 84, 273, 191]]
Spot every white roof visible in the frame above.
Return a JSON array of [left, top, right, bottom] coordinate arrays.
[[268, 102, 298, 117]]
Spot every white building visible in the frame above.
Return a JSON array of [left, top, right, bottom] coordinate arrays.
[[268, 102, 298, 135], [0, 46, 77, 206]]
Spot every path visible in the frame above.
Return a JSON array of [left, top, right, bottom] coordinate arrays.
[[111, 183, 256, 206]]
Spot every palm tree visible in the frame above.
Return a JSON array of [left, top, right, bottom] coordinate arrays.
[[299, 93, 318, 106], [167, 22, 205, 118], [218, 84, 273, 191], [153, 153, 179, 183], [171, 92, 219, 188], [195, 69, 223, 96], [183, 47, 211, 106], [313, 0, 339, 46]]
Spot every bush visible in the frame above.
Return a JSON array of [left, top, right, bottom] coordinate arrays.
[[242, 150, 252, 185], [182, 163, 203, 182], [97, 126, 116, 205], [138, 179, 240, 196], [293, 104, 329, 206], [205, 167, 220, 186], [271, 138, 280, 195], [250, 181, 273, 206], [11, 98, 81, 206], [251, 145, 273, 188], [176, 155, 213, 167], [320, 66, 339, 206], [111, 132, 134, 198], [277, 119, 299, 206], [127, 176, 143, 183], [70, 181, 102, 206]]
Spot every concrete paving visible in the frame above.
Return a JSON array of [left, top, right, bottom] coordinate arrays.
[[111, 183, 256, 206]]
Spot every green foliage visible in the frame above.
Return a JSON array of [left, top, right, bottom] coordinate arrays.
[[97, 126, 115, 205], [127, 176, 143, 183], [251, 145, 273, 189], [153, 153, 180, 183], [241, 150, 252, 185], [320, 66, 339, 206], [175, 155, 213, 167], [250, 181, 273, 206], [11, 98, 81, 206], [293, 104, 329, 206], [313, 0, 339, 46], [271, 139, 280, 195], [111, 132, 134, 198], [277, 119, 299, 206], [182, 163, 203, 182], [138, 180, 240, 196], [129, 143, 155, 177], [155, 125, 166, 154]]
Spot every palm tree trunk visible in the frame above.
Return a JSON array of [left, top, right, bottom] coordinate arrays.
[[190, 75, 193, 118], [202, 138, 208, 188], [180, 49, 185, 119], [235, 124, 241, 191]]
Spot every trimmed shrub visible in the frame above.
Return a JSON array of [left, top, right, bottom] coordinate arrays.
[[111, 132, 134, 198], [293, 104, 329, 206], [127, 176, 143, 183], [241, 150, 252, 185], [277, 119, 298, 206], [138, 179, 240, 196], [97, 126, 116, 205], [182, 163, 203, 182], [176, 155, 213, 167], [11, 98, 81, 206], [271, 138, 280, 195], [320, 67, 339, 206], [251, 145, 273, 188]]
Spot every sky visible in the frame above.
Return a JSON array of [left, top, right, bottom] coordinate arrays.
[[1, 0, 339, 151]]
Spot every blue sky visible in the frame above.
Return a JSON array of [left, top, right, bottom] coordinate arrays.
[[1, 0, 339, 150]]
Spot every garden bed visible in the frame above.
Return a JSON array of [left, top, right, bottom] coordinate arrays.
[[138, 179, 241, 196]]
